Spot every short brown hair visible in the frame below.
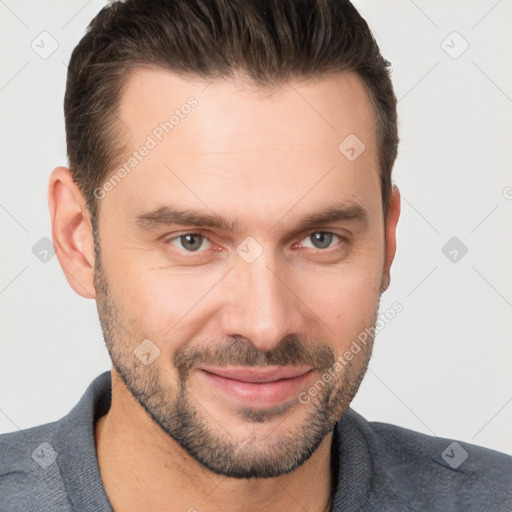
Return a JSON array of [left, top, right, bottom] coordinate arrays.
[[64, 0, 398, 223]]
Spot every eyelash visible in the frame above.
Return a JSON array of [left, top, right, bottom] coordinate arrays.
[[165, 231, 348, 254]]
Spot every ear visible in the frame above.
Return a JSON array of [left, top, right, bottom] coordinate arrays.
[[380, 185, 401, 293], [48, 166, 97, 299]]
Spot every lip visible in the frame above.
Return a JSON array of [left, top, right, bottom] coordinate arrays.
[[196, 365, 315, 408]]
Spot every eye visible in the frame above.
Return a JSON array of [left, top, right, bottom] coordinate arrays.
[[168, 233, 212, 252], [299, 231, 343, 250]]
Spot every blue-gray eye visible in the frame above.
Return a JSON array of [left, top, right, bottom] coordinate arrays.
[[303, 232, 340, 249], [172, 233, 209, 252]]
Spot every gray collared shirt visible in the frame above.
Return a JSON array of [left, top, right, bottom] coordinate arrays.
[[1, 371, 511, 511]]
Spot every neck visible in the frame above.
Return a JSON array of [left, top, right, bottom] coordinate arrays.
[[95, 370, 334, 512]]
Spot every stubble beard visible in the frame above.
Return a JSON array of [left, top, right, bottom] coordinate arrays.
[[93, 239, 378, 479]]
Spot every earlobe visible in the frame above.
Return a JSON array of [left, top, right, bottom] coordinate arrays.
[[380, 185, 401, 293], [48, 166, 97, 299]]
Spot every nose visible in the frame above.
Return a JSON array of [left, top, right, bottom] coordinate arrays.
[[218, 247, 305, 353]]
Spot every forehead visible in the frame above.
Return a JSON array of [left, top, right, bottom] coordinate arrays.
[[118, 68, 377, 154], [105, 68, 381, 229]]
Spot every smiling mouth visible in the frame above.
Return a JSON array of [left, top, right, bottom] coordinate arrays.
[[196, 365, 315, 407]]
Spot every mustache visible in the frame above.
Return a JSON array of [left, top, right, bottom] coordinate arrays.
[[174, 334, 335, 379]]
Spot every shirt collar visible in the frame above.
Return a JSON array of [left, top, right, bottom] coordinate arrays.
[[54, 371, 113, 512], [53, 370, 375, 512]]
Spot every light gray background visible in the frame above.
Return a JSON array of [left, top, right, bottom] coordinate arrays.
[[1, 0, 511, 455]]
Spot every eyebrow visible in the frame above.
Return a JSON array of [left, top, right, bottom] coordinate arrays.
[[136, 207, 237, 232], [135, 202, 368, 233]]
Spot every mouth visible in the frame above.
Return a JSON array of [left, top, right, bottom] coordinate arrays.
[[196, 365, 315, 408]]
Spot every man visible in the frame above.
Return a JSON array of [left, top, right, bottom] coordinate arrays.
[[1, 0, 510, 510]]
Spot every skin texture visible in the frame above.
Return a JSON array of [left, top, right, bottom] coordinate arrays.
[[48, 69, 400, 512]]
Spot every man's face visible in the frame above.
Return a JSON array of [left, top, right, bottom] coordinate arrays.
[[93, 69, 389, 478]]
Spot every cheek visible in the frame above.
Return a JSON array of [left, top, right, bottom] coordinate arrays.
[[99, 220, 384, 353], [107, 260, 223, 345], [295, 251, 383, 347]]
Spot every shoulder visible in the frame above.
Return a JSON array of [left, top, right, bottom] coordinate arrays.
[[0, 421, 73, 511], [341, 408, 512, 510], [0, 371, 112, 511]]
